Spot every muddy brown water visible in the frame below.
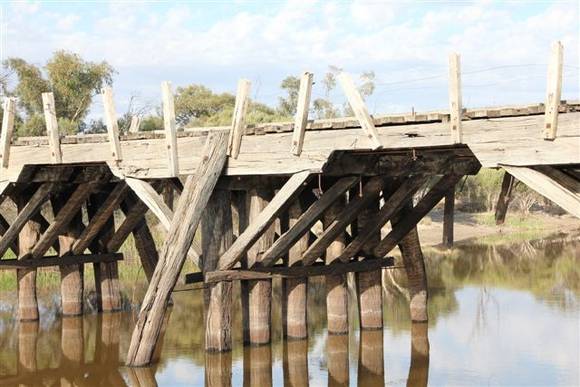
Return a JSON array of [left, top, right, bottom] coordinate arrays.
[[0, 237, 578, 386]]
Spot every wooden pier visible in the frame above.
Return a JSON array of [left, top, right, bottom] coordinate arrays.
[[0, 44, 578, 367]]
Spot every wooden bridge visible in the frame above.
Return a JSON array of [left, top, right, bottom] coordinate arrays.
[[0, 43, 578, 367]]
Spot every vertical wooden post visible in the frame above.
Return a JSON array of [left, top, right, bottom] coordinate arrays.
[[448, 52, 463, 143], [162, 181, 174, 210], [1, 97, 16, 171], [291, 72, 313, 156], [324, 198, 349, 334], [495, 171, 517, 225], [102, 87, 122, 161], [161, 81, 179, 176], [407, 323, 430, 387], [16, 190, 40, 321], [337, 72, 382, 149], [52, 191, 84, 316], [244, 188, 275, 345], [282, 200, 309, 339], [442, 186, 455, 248], [227, 79, 251, 159], [202, 189, 234, 352], [397, 213, 428, 322], [358, 330, 384, 385], [88, 192, 121, 313], [356, 200, 383, 330], [129, 116, 141, 133], [544, 41, 564, 140], [41, 92, 63, 163], [126, 132, 228, 367]]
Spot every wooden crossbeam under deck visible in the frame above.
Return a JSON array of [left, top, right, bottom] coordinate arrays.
[[0, 253, 122, 269], [187, 256, 395, 283]]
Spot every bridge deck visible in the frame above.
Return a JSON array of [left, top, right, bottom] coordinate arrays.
[[4, 102, 579, 182]]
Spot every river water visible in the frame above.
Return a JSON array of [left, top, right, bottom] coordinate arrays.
[[0, 237, 578, 386]]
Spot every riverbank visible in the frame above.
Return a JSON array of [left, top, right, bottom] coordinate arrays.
[[417, 210, 580, 248]]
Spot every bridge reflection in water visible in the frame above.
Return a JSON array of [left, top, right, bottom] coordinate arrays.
[[0, 305, 431, 387]]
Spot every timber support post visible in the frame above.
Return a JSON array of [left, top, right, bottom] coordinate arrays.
[[16, 189, 41, 322], [244, 188, 275, 345], [282, 200, 309, 339], [356, 199, 383, 330], [324, 198, 349, 335], [202, 189, 234, 352], [442, 186, 455, 248], [126, 131, 228, 367], [398, 221, 428, 322], [52, 190, 84, 316]]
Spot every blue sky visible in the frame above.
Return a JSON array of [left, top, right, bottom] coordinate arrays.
[[1, 0, 578, 121]]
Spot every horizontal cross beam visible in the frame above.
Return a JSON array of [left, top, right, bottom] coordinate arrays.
[[0, 253, 122, 270]]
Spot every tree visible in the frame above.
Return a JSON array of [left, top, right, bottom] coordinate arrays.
[[174, 84, 235, 127], [4, 51, 114, 136], [277, 75, 300, 116]]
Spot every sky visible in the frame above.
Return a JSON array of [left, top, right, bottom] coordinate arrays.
[[0, 0, 579, 121]]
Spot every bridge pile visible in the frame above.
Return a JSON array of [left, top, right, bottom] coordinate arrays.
[[0, 42, 578, 368]]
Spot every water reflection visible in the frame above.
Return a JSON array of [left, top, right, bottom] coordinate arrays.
[[0, 237, 577, 386]]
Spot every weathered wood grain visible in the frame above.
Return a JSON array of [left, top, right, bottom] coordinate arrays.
[[0, 253, 122, 269], [291, 72, 313, 156], [102, 87, 122, 161], [227, 79, 251, 159], [161, 81, 179, 176], [503, 165, 580, 218], [448, 53, 463, 143], [217, 170, 311, 270], [72, 182, 128, 255], [41, 92, 63, 163], [0, 183, 53, 259], [544, 41, 563, 140], [126, 131, 228, 367], [495, 171, 517, 225], [0, 98, 16, 170], [259, 176, 358, 267], [302, 176, 384, 265], [32, 183, 97, 258]]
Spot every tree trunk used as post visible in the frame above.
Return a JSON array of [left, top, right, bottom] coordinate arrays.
[[126, 131, 228, 367], [356, 200, 383, 330], [16, 191, 40, 322], [52, 192, 84, 316], [244, 188, 275, 345], [442, 186, 455, 247], [324, 198, 349, 335], [397, 216, 428, 322], [88, 192, 121, 313], [495, 171, 516, 225], [202, 189, 234, 352], [282, 200, 309, 339]]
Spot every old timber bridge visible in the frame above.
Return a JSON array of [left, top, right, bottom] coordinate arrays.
[[0, 44, 578, 367]]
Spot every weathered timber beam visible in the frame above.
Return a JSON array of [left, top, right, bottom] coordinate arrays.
[[503, 165, 580, 218], [0, 98, 16, 171], [534, 165, 580, 195], [543, 41, 564, 140], [31, 183, 98, 258], [217, 170, 311, 271], [107, 197, 149, 252], [0, 253, 122, 270], [291, 72, 313, 156], [442, 185, 455, 247], [72, 182, 129, 254], [495, 171, 517, 225], [201, 257, 395, 283], [0, 183, 54, 258], [259, 176, 359, 267], [227, 79, 251, 159], [336, 175, 428, 261], [301, 176, 385, 265], [374, 174, 464, 257], [126, 177, 202, 261], [0, 213, 19, 256], [126, 131, 228, 367], [161, 81, 179, 177]]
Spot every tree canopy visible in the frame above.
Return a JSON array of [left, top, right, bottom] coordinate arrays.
[[3, 51, 114, 135]]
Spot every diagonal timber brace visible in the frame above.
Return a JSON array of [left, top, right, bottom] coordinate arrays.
[[217, 170, 311, 271]]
